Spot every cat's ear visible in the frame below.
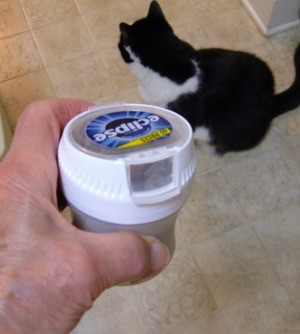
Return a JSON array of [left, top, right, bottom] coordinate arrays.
[[120, 23, 130, 35], [147, 1, 166, 21], [119, 23, 131, 44]]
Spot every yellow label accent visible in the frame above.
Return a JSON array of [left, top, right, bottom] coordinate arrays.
[[118, 128, 171, 149]]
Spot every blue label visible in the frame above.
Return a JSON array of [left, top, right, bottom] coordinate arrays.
[[85, 111, 172, 149]]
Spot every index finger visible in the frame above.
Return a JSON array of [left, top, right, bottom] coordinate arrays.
[[1, 99, 93, 202]]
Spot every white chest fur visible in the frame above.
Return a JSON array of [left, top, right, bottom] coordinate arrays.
[[125, 46, 200, 107]]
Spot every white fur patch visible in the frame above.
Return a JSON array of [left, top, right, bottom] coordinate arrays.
[[193, 126, 211, 143], [193, 126, 218, 156], [125, 46, 200, 107]]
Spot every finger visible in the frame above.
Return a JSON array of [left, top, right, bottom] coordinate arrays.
[[2, 99, 93, 202], [80, 231, 170, 291], [8, 98, 92, 166]]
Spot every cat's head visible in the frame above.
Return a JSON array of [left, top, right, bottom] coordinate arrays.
[[118, 1, 172, 64], [118, 1, 197, 84]]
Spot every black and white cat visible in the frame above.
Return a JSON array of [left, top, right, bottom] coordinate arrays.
[[118, 1, 300, 155]]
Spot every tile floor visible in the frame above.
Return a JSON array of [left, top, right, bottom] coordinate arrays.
[[1, 0, 300, 333]]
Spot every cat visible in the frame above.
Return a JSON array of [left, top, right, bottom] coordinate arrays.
[[118, 1, 300, 155]]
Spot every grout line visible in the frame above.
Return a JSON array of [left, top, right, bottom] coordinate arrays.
[[17, 0, 54, 93], [79, 13, 120, 94]]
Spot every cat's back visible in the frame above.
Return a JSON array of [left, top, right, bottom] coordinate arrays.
[[196, 48, 274, 92], [197, 48, 269, 69]]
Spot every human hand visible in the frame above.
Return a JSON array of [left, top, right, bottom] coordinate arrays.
[[0, 99, 169, 334]]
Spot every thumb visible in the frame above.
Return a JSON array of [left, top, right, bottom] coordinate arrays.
[[80, 230, 170, 290]]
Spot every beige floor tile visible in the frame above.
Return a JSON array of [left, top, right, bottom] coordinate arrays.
[[192, 224, 280, 308], [84, 12, 120, 52], [84, 2, 132, 52], [189, 0, 240, 15], [92, 94, 121, 105], [274, 106, 300, 140], [221, 148, 300, 220], [166, 311, 230, 334], [117, 86, 145, 104], [277, 138, 300, 182], [100, 48, 137, 91], [20, 0, 79, 29], [200, 7, 265, 50], [158, 0, 198, 26], [173, 220, 189, 251], [0, 70, 56, 129], [32, 16, 95, 67], [222, 285, 300, 334], [194, 148, 221, 174], [126, 0, 152, 18], [0, 0, 28, 39], [72, 286, 149, 334], [271, 26, 300, 62], [178, 169, 247, 244], [76, 0, 133, 17], [0, 32, 42, 82], [284, 276, 300, 314], [46, 52, 114, 101], [252, 204, 300, 281], [134, 249, 217, 333], [174, 20, 215, 49], [74, 0, 100, 14]]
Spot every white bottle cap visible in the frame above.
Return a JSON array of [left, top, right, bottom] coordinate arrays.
[[58, 103, 196, 225]]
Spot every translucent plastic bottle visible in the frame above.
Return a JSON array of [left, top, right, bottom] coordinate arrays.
[[58, 103, 196, 278]]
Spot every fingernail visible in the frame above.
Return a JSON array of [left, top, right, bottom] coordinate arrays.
[[120, 237, 171, 286], [150, 240, 170, 273], [142, 236, 170, 273]]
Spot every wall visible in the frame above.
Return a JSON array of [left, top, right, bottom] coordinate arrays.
[[241, 0, 300, 36]]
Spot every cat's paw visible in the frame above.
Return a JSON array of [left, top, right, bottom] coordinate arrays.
[[193, 126, 211, 142]]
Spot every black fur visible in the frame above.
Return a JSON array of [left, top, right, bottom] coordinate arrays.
[[119, 1, 300, 155]]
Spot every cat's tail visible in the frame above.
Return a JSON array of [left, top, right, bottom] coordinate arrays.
[[273, 43, 300, 118]]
